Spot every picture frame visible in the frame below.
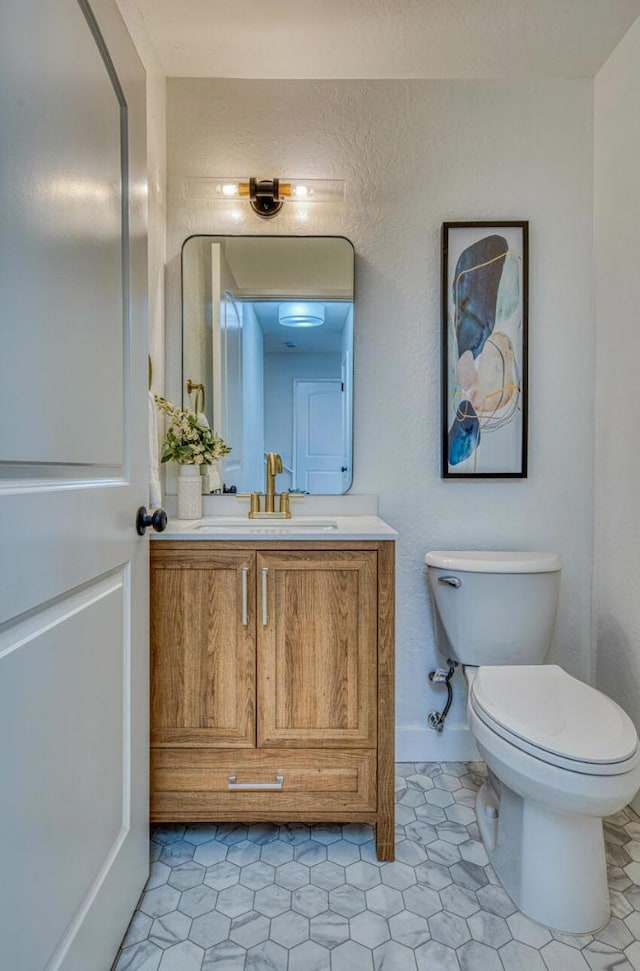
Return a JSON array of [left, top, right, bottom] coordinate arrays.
[[441, 221, 528, 478]]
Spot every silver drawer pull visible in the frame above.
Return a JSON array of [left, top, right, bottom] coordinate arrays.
[[241, 565, 249, 625], [261, 566, 269, 626], [227, 774, 284, 791], [438, 575, 462, 588]]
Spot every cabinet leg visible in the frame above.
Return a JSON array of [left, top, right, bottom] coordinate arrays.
[[375, 814, 395, 861]]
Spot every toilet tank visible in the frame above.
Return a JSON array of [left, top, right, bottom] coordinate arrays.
[[425, 551, 561, 667]]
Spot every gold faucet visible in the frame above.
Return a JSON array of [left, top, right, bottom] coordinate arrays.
[[246, 452, 292, 518], [265, 452, 283, 513]]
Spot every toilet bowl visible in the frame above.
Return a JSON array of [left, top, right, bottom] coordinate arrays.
[[426, 550, 640, 933], [468, 664, 640, 932]]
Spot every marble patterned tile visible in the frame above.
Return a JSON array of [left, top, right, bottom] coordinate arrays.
[[112, 763, 640, 971], [245, 939, 287, 970], [238, 860, 275, 891], [138, 886, 181, 919], [148, 911, 191, 950], [372, 939, 418, 970], [270, 911, 309, 948], [309, 910, 350, 948], [178, 885, 218, 919], [428, 910, 471, 948], [120, 912, 153, 949], [227, 909, 269, 948], [415, 939, 460, 971], [332, 939, 375, 970], [309, 860, 346, 890], [201, 940, 245, 971], [499, 939, 547, 971], [215, 884, 254, 919], [329, 884, 368, 918], [366, 884, 405, 918], [467, 909, 511, 947], [291, 884, 329, 918], [225, 840, 260, 868], [288, 939, 331, 970], [202, 861, 239, 891], [114, 940, 163, 971], [388, 910, 430, 947], [350, 910, 391, 948], [183, 824, 218, 846], [253, 883, 292, 917], [156, 940, 203, 971], [158, 840, 195, 867], [192, 841, 227, 867], [457, 939, 503, 970], [188, 910, 230, 949], [166, 861, 205, 892]]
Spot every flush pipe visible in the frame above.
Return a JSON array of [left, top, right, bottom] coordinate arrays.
[[427, 659, 459, 732]]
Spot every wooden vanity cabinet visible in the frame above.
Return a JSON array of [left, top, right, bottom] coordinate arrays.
[[150, 540, 395, 860]]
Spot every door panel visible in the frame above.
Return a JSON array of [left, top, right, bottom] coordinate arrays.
[[0, 574, 129, 970], [151, 549, 256, 747], [257, 551, 377, 748], [0, 0, 124, 468], [0, 1, 148, 968]]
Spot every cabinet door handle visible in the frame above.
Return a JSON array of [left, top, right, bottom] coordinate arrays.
[[261, 566, 269, 626], [228, 774, 284, 791], [241, 565, 249, 625]]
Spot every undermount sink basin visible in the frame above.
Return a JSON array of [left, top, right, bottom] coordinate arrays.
[[195, 517, 339, 533]]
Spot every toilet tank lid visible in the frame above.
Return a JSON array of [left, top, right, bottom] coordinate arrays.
[[424, 550, 562, 573]]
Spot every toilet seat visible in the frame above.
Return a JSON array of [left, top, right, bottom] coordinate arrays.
[[470, 665, 639, 776]]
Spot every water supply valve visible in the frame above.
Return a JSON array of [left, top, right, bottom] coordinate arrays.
[[427, 659, 459, 732]]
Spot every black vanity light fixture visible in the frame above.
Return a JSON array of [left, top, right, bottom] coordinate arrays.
[[184, 176, 345, 219]]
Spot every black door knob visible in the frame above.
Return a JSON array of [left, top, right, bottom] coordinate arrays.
[[136, 506, 168, 536], [341, 466, 348, 472]]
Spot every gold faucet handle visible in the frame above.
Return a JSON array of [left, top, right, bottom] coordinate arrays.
[[279, 492, 291, 518], [248, 493, 262, 517]]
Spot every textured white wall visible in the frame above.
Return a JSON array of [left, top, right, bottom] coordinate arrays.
[[166, 78, 595, 760], [593, 19, 640, 806]]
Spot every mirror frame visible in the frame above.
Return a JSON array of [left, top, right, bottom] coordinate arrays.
[[180, 234, 356, 495]]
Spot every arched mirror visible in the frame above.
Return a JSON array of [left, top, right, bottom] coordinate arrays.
[[182, 235, 354, 495]]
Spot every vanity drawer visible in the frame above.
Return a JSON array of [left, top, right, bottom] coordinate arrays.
[[151, 748, 376, 818]]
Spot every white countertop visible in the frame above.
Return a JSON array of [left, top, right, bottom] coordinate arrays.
[[152, 515, 398, 541]]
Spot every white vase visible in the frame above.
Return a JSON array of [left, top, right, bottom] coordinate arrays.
[[200, 461, 222, 495], [209, 460, 222, 494], [177, 465, 203, 519]]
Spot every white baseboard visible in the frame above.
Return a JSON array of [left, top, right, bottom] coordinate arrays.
[[396, 724, 480, 763]]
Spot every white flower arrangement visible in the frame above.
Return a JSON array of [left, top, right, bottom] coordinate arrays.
[[154, 395, 231, 466]]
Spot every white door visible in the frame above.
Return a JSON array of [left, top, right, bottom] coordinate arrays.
[[293, 379, 344, 493], [0, 2, 149, 969]]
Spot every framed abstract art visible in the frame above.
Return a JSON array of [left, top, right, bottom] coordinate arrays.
[[441, 221, 528, 478]]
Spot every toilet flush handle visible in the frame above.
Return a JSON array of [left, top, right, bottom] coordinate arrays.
[[438, 575, 462, 588]]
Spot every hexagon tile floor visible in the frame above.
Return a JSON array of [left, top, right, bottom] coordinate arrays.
[[113, 762, 640, 970]]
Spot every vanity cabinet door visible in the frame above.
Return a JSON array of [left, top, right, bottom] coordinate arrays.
[[151, 548, 256, 747], [257, 550, 377, 748]]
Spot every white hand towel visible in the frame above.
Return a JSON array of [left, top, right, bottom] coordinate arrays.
[[149, 391, 162, 509]]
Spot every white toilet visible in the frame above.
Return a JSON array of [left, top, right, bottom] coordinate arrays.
[[425, 550, 640, 934]]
